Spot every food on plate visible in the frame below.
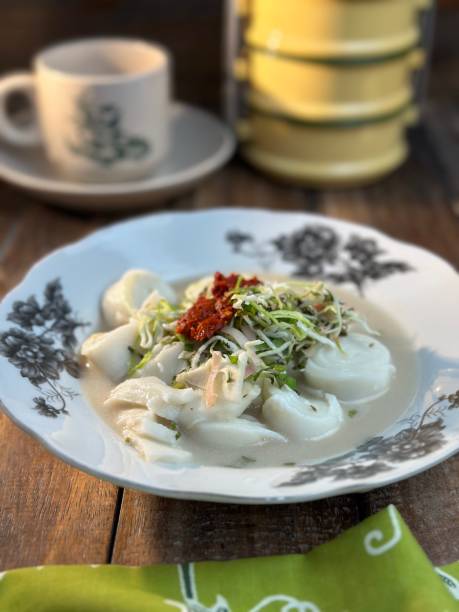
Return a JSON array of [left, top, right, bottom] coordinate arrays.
[[81, 270, 396, 466]]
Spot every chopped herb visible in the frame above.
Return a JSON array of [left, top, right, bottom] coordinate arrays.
[[127, 349, 154, 377], [224, 456, 257, 468], [165, 421, 181, 439], [127, 347, 140, 373], [233, 274, 243, 292], [348, 409, 358, 418], [277, 373, 297, 390], [176, 333, 195, 351], [229, 354, 239, 365], [171, 380, 187, 389]]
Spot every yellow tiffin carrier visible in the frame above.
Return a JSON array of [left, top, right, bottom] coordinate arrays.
[[240, 107, 417, 188], [237, 48, 424, 122], [245, 0, 430, 59], [236, 0, 432, 186]]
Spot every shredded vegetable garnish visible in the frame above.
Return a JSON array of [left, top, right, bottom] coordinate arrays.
[[127, 272, 366, 388]]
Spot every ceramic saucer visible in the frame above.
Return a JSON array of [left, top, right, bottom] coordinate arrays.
[[0, 103, 235, 211]]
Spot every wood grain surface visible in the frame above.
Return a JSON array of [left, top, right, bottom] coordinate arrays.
[[0, 8, 458, 573]]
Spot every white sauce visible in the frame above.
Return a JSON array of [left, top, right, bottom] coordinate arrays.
[[81, 276, 418, 468]]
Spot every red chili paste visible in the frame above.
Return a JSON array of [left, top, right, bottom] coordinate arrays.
[[176, 272, 261, 342]]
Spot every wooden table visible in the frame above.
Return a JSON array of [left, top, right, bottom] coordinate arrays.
[[1, 16, 459, 571]]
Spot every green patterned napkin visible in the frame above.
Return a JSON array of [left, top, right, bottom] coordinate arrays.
[[1, 506, 458, 611]]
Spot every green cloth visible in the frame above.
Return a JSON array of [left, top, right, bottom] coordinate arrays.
[[1, 505, 458, 611]]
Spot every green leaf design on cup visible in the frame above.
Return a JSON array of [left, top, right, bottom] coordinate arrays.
[[68, 95, 151, 166]]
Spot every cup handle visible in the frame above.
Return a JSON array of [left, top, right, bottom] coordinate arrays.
[[0, 72, 41, 146]]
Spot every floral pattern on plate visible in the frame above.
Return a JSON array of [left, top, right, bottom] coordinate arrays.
[[0, 279, 87, 417], [227, 224, 413, 291]]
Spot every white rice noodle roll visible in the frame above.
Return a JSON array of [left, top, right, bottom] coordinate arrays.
[[189, 418, 286, 448], [304, 333, 395, 402], [177, 383, 261, 429], [105, 375, 200, 422], [80, 320, 137, 382], [134, 341, 186, 384], [107, 360, 260, 431], [102, 269, 176, 328], [116, 409, 178, 446], [263, 385, 343, 441]]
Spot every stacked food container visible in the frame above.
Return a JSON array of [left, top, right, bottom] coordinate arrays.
[[234, 0, 433, 187]]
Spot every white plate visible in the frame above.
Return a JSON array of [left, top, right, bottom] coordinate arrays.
[[0, 103, 235, 211], [0, 208, 458, 504]]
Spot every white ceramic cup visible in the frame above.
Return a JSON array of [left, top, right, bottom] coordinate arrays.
[[0, 38, 171, 182]]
